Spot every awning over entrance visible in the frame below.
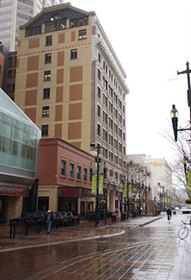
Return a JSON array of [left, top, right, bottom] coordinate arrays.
[[58, 187, 81, 197], [0, 186, 27, 197]]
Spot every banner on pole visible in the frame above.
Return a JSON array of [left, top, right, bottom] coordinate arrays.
[[187, 170, 191, 195], [123, 184, 132, 198], [91, 175, 104, 195]]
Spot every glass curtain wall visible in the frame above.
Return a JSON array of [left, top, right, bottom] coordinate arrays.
[[0, 111, 39, 170]]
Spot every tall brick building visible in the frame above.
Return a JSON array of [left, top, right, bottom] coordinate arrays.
[[14, 3, 129, 213]]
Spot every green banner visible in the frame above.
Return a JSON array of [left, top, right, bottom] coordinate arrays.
[[123, 184, 132, 198], [187, 170, 191, 195], [91, 175, 104, 195]]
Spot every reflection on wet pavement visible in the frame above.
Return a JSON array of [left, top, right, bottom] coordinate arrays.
[[0, 214, 191, 279]]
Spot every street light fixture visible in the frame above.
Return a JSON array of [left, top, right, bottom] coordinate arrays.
[[170, 104, 178, 141], [170, 104, 191, 141], [90, 143, 102, 226]]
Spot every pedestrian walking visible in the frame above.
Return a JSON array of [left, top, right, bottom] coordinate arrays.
[[47, 210, 53, 233], [166, 208, 172, 221]]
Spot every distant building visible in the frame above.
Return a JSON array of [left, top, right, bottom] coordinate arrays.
[[146, 158, 173, 210], [0, 0, 64, 51], [14, 3, 129, 213], [0, 88, 41, 222], [127, 154, 173, 213]]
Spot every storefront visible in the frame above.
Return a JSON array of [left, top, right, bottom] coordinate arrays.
[[58, 187, 81, 214], [0, 89, 41, 222]]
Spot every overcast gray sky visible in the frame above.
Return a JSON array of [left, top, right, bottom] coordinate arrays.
[[72, 0, 191, 162]]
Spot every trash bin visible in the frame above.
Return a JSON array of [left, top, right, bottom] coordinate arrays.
[[173, 210, 176, 215]]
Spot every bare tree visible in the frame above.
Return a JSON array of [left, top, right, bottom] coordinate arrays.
[[161, 127, 191, 199]]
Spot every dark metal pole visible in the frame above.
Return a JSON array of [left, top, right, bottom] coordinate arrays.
[[95, 144, 100, 226], [177, 61, 191, 123], [126, 184, 129, 219], [145, 188, 148, 215]]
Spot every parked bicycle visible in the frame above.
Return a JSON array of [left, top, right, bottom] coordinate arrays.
[[177, 220, 191, 240]]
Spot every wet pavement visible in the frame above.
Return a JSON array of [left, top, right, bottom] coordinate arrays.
[[0, 213, 191, 279]]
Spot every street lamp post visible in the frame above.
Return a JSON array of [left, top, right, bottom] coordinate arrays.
[[90, 143, 101, 227], [171, 62, 191, 141]]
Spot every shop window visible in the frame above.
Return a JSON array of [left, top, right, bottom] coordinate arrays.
[[38, 197, 49, 211]]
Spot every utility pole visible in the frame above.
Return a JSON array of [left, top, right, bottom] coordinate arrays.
[[177, 61, 191, 122]]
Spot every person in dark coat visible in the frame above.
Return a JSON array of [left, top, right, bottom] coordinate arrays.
[[166, 208, 172, 221], [47, 210, 53, 233]]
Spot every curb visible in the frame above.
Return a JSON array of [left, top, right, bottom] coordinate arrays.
[[139, 216, 163, 227], [0, 230, 125, 253]]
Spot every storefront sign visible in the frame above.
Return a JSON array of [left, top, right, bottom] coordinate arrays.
[[59, 187, 80, 197], [0, 186, 26, 197]]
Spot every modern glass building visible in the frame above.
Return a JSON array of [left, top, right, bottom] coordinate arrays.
[[0, 88, 41, 222]]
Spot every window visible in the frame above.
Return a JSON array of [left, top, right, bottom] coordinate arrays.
[[97, 87, 101, 98], [43, 88, 50, 99], [44, 70, 51, 81], [8, 69, 16, 78], [89, 168, 93, 181], [69, 162, 74, 178], [70, 49, 77, 60], [45, 35, 52, 46], [109, 118, 113, 129], [78, 29, 87, 40], [84, 168, 88, 181], [109, 134, 113, 146], [103, 129, 108, 142], [26, 26, 41, 36], [41, 125, 48, 136], [103, 111, 108, 124], [103, 94, 108, 107], [97, 124, 101, 136], [42, 106, 49, 117], [70, 17, 88, 28], [77, 165, 81, 180], [98, 52, 101, 63], [6, 83, 15, 92], [97, 105, 101, 117], [97, 69, 101, 80], [61, 160, 66, 176], [45, 53, 52, 64]]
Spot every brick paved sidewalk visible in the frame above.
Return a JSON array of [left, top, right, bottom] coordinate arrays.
[[0, 216, 160, 251]]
